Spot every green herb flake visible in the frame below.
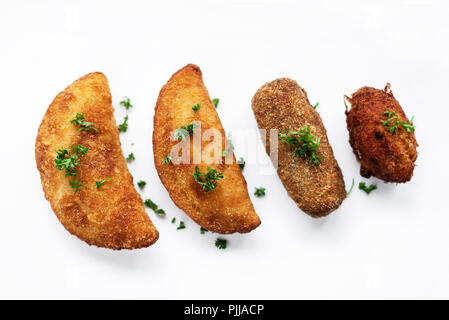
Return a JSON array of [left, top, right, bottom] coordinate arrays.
[[174, 122, 199, 141], [215, 238, 227, 249], [381, 110, 415, 133], [137, 180, 147, 189], [70, 113, 98, 133], [346, 178, 355, 196], [54, 145, 89, 194], [126, 152, 135, 162], [96, 176, 112, 189], [192, 104, 200, 112], [254, 187, 266, 197], [313, 102, 319, 109], [69, 178, 86, 194], [200, 227, 208, 234], [279, 126, 322, 164], [237, 157, 246, 171], [171, 217, 176, 224], [144, 198, 166, 215], [177, 221, 186, 230], [358, 182, 377, 195], [212, 98, 219, 108], [120, 97, 133, 110], [191, 165, 224, 194], [162, 154, 172, 165], [118, 115, 129, 132]]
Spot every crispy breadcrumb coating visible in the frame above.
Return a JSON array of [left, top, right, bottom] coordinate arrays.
[[345, 83, 418, 183], [153, 64, 261, 233], [35, 72, 158, 249], [252, 78, 346, 217]]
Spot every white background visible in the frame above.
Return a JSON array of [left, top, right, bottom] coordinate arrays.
[[0, 0, 448, 299]]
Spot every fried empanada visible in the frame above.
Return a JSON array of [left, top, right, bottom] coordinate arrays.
[[153, 64, 260, 233], [35, 72, 158, 249]]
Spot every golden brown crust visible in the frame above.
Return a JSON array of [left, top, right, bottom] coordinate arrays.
[[153, 64, 261, 234], [345, 83, 418, 183], [251, 78, 346, 218], [35, 72, 159, 249]]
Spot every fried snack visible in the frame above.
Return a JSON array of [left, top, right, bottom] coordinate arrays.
[[345, 83, 418, 183], [252, 78, 346, 218], [35, 72, 158, 249], [153, 64, 260, 233]]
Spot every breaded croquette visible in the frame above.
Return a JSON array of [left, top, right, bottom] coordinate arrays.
[[251, 78, 346, 218], [35, 72, 159, 249], [153, 64, 261, 233], [345, 83, 418, 183]]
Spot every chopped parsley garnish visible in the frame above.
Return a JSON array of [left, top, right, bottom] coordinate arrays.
[[279, 126, 321, 164], [222, 136, 234, 157], [237, 157, 245, 171], [358, 182, 377, 194], [171, 217, 176, 224], [381, 110, 415, 133], [144, 198, 166, 215], [222, 150, 229, 157], [162, 154, 172, 165], [137, 180, 147, 189], [177, 221, 186, 230], [69, 178, 86, 194], [215, 238, 227, 249], [96, 176, 112, 189], [346, 178, 355, 196], [70, 113, 98, 133], [126, 152, 135, 161], [174, 122, 199, 140], [54, 145, 89, 194], [120, 97, 133, 110], [212, 98, 219, 108], [200, 227, 208, 234], [118, 115, 129, 132], [254, 187, 266, 197], [191, 166, 223, 194], [192, 104, 200, 112], [313, 102, 319, 109]]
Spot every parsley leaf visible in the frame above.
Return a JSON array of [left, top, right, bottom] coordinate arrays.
[[171, 217, 176, 224], [191, 166, 224, 194], [358, 182, 377, 194], [137, 180, 147, 189], [254, 187, 266, 197], [70, 113, 98, 133], [96, 176, 112, 189], [126, 152, 135, 161], [69, 178, 86, 194], [144, 198, 166, 215], [120, 97, 133, 110], [118, 115, 129, 132], [279, 126, 322, 164], [192, 104, 200, 112], [212, 98, 219, 108], [313, 102, 319, 109], [200, 227, 208, 234], [54, 145, 89, 193], [237, 157, 245, 171], [174, 122, 199, 140], [215, 238, 227, 249], [162, 154, 172, 165], [177, 221, 186, 230]]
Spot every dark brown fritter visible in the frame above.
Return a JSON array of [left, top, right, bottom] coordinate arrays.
[[35, 72, 159, 249], [153, 64, 261, 234], [251, 78, 346, 218], [345, 83, 418, 183]]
